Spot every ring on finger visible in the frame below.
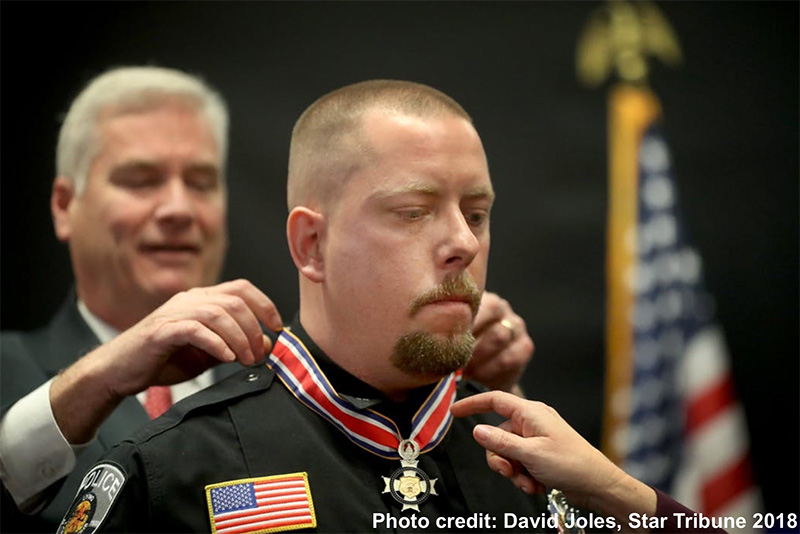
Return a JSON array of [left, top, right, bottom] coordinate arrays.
[[499, 318, 517, 341]]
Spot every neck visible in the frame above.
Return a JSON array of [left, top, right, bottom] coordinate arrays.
[[77, 285, 160, 332], [298, 309, 440, 402]]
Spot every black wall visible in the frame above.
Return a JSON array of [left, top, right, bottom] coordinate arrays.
[[2, 1, 797, 516]]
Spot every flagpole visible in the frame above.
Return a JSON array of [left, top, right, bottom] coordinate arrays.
[[575, 0, 681, 466], [604, 86, 661, 465]]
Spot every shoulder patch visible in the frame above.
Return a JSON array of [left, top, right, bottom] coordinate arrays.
[[206, 472, 316, 534], [57, 462, 127, 534]]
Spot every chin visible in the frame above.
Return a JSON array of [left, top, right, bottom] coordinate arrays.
[[424, 323, 472, 340], [144, 274, 200, 300]]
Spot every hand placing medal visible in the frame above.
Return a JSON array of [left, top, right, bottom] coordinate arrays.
[[451, 391, 620, 530], [466, 292, 534, 395]]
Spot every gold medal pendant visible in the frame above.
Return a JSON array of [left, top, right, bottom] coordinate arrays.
[[382, 439, 438, 512]]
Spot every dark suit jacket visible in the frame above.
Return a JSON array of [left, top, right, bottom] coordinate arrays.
[[0, 295, 240, 533]]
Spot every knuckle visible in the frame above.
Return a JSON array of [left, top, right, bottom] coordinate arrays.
[[187, 320, 205, 336], [186, 287, 205, 297], [201, 303, 227, 322], [495, 430, 512, 451], [224, 294, 247, 312], [502, 351, 524, 370], [521, 337, 534, 356], [531, 400, 549, 413], [145, 317, 172, 343], [231, 278, 252, 291]]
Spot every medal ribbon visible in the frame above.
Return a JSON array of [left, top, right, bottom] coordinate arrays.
[[268, 328, 461, 460]]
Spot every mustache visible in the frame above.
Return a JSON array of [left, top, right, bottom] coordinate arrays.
[[409, 274, 482, 318]]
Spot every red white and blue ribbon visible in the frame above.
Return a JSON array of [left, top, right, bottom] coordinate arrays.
[[267, 328, 460, 459]]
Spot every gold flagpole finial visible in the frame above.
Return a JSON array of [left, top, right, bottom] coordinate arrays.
[[577, 1, 682, 87]]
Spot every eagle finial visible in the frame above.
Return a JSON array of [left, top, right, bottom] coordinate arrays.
[[577, 1, 682, 87]]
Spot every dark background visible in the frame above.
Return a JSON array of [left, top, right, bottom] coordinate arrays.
[[1, 1, 797, 516]]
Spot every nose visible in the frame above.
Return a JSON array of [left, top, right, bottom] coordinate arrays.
[[439, 207, 480, 270], [154, 177, 195, 229]]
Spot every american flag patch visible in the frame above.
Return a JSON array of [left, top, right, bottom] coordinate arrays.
[[206, 472, 316, 534]]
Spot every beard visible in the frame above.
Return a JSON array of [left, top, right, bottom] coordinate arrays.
[[391, 329, 476, 378], [390, 273, 482, 378]]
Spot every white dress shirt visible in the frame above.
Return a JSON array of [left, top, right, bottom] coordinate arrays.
[[0, 301, 214, 511]]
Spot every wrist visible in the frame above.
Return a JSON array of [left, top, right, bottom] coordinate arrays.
[[50, 348, 125, 443], [586, 468, 656, 530]]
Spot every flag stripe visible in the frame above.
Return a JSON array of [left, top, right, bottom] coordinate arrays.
[[218, 515, 314, 534], [702, 454, 754, 515], [255, 495, 307, 506], [216, 499, 310, 521], [254, 480, 305, 489], [685, 405, 749, 481], [715, 486, 761, 519], [216, 506, 312, 528], [685, 373, 735, 434], [254, 487, 306, 498]]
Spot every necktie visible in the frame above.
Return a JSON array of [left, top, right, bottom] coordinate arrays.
[[144, 386, 173, 419]]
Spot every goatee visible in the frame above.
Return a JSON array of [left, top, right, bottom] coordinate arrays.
[[391, 330, 475, 378], [391, 273, 481, 378]]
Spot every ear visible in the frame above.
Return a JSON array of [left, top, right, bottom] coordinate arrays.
[[286, 207, 326, 283], [51, 176, 76, 242]]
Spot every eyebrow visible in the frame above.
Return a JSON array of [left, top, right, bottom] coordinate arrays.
[[368, 182, 495, 202], [463, 185, 496, 202], [110, 160, 220, 174]]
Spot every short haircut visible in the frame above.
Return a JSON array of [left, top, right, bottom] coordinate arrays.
[[287, 79, 472, 210], [56, 66, 229, 193]]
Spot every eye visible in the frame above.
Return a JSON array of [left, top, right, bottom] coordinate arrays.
[[110, 166, 162, 189], [184, 167, 220, 192], [395, 207, 430, 222], [465, 210, 489, 227]]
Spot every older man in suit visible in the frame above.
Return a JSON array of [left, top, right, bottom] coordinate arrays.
[[0, 67, 283, 531]]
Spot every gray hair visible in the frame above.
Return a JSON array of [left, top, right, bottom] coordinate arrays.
[[56, 66, 229, 193]]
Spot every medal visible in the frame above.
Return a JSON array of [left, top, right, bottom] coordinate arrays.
[[548, 489, 585, 534], [268, 329, 459, 512], [382, 439, 438, 511]]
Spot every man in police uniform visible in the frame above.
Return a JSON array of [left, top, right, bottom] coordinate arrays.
[[59, 80, 548, 533]]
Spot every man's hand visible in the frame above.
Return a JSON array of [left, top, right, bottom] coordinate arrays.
[[50, 280, 282, 443], [450, 391, 656, 526], [466, 292, 533, 395]]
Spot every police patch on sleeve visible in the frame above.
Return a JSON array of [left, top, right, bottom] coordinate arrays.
[[57, 462, 127, 534]]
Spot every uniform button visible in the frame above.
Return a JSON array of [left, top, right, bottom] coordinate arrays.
[[245, 373, 259, 382]]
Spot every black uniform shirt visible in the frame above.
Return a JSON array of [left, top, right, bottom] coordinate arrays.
[[58, 322, 547, 533]]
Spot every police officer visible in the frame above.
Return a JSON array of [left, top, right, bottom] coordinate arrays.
[[58, 80, 547, 533]]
